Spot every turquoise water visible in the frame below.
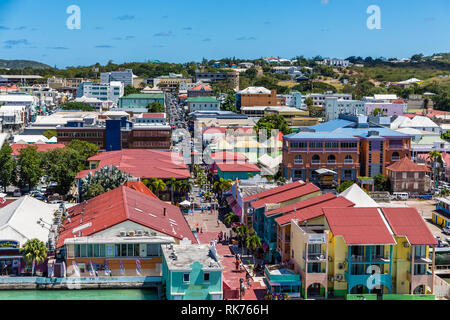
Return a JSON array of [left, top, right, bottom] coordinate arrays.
[[0, 289, 159, 300]]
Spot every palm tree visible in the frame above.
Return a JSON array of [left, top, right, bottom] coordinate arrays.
[[178, 179, 192, 198], [20, 238, 48, 276], [246, 233, 262, 266], [224, 212, 238, 226], [213, 178, 232, 200], [151, 179, 167, 198], [236, 225, 250, 255], [429, 151, 443, 187], [166, 177, 182, 203]]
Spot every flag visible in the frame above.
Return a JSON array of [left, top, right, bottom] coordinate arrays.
[[89, 260, 95, 276], [104, 260, 110, 276], [119, 260, 125, 275], [136, 259, 142, 276]]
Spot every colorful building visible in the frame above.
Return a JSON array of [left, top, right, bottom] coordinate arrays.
[[282, 115, 412, 183], [250, 181, 321, 263], [57, 185, 197, 278], [187, 96, 220, 113], [288, 206, 437, 299], [216, 162, 261, 180], [161, 243, 223, 300], [433, 197, 450, 229], [118, 93, 165, 110], [187, 83, 213, 98], [236, 87, 281, 109], [264, 264, 302, 299], [274, 194, 354, 263]]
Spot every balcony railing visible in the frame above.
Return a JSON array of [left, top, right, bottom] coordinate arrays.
[[311, 160, 320, 165], [303, 251, 327, 261], [344, 160, 354, 164], [408, 255, 432, 264], [346, 255, 390, 263], [391, 157, 400, 162], [327, 160, 337, 165]]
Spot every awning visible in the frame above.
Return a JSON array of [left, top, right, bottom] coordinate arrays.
[[268, 281, 302, 287], [180, 200, 191, 206], [231, 203, 242, 216]]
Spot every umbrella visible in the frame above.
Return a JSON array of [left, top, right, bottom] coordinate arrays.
[[180, 200, 191, 206]]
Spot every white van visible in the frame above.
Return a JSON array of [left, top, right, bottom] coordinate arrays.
[[393, 192, 409, 200]]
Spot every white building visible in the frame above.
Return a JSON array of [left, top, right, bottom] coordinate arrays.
[[324, 98, 365, 121], [76, 81, 124, 105], [74, 96, 114, 111], [391, 115, 441, 134], [318, 59, 350, 67], [306, 92, 352, 107], [100, 69, 134, 86]]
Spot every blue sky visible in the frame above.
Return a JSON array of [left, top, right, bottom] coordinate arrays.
[[0, 0, 449, 68]]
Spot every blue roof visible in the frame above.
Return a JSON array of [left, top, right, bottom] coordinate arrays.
[[285, 132, 357, 140], [309, 119, 353, 132], [334, 127, 410, 138]]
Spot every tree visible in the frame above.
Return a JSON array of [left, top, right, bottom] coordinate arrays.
[[0, 143, 15, 192], [143, 178, 167, 198], [41, 148, 85, 195], [16, 146, 43, 190], [61, 102, 95, 111], [86, 183, 105, 199], [43, 130, 57, 139], [304, 97, 314, 107], [124, 84, 141, 96], [246, 233, 262, 265], [20, 238, 48, 275], [146, 102, 165, 113], [245, 68, 258, 80], [236, 225, 250, 255], [371, 108, 385, 117], [66, 140, 99, 165], [337, 181, 354, 193], [221, 92, 237, 112], [374, 174, 390, 191], [166, 177, 182, 203], [224, 212, 238, 226], [213, 178, 232, 199], [429, 150, 443, 184], [80, 166, 133, 200], [255, 114, 293, 136]]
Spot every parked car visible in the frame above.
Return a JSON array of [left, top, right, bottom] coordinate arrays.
[[13, 189, 21, 197], [443, 226, 450, 235]]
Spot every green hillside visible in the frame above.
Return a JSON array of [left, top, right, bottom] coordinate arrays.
[[0, 59, 52, 70]]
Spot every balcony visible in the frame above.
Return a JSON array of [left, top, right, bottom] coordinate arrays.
[[391, 156, 400, 162], [344, 159, 354, 164], [406, 270, 433, 289], [327, 160, 337, 165], [311, 160, 321, 165], [346, 255, 390, 263], [303, 251, 327, 262], [408, 255, 432, 264]]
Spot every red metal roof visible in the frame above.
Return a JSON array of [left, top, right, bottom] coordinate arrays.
[[267, 193, 336, 217], [188, 83, 213, 92], [243, 181, 306, 202], [142, 113, 165, 118], [386, 156, 430, 172], [76, 149, 191, 180], [11, 144, 66, 156], [381, 207, 438, 245], [324, 207, 396, 245], [275, 196, 354, 225], [123, 181, 158, 199], [251, 183, 320, 209], [216, 162, 260, 173], [57, 186, 196, 247], [210, 151, 248, 163]]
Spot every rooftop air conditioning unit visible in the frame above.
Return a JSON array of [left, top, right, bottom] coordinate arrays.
[[338, 263, 344, 270], [150, 232, 157, 236], [120, 231, 127, 237], [143, 231, 149, 236], [136, 230, 143, 236], [403, 242, 410, 248], [128, 231, 135, 237], [336, 274, 343, 281]]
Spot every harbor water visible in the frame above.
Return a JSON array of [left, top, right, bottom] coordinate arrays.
[[0, 288, 159, 300]]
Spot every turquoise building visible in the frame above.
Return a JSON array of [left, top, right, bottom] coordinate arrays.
[[161, 243, 223, 300], [216, 163, 260, 180], [118, 94, 165, 110], [264, 265, 302, 298]]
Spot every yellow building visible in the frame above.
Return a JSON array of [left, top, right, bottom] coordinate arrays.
[[289, 206, 438, 299]]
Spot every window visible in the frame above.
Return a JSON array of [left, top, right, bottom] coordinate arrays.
[[290, 141, 307, 149], [74, 244, 80, 257], [80, 244, 87, 257], [327, 155, 336, 164], [392, 152, 400, 161], [204, 272, 210, 282], [309, 141, 323, 149], [146, 244, 159, 257], [341, 142, 357, 149], [344, 155, 353, 164], [294, 155, 303, 165], [183, 273, 190, 283], [325, 142, 338, 149], [312, 155, 320, 164]]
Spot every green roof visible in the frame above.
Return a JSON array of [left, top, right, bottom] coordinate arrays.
[[414, 135, 449, 145], [187, 96, 218, 103], [121, 93, 165, 99]]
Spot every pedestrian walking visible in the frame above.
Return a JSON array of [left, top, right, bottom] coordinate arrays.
[[239, 278, 246, 300]]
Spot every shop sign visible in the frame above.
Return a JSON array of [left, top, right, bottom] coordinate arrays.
[[0, 240, 19, 249]]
